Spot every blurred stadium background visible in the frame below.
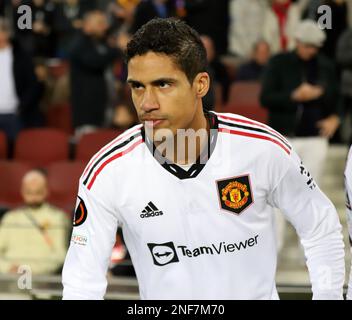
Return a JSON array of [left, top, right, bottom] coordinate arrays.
[[0, 0, 352, 299]]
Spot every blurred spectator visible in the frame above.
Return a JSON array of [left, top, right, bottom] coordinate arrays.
[[307, 0, 352, 22], [236, 40, 271, 81], [260, 20, 340, 184], [106, 0, 140, 33], [201, 35, 231, 108], [68, 10, 121, 137], [228, 0, 268, 58], [0, 17, 42, 147], [0, 0, 5, 16], [316, 0, 349, 60], [336, 26, 352, 143], [0, 169, 69, 275], [33, 58, 55, 120], [303, 0, 322, 20], [112, 104, 139, 130], [13, 0, 56, 58], [130, 0, 176, 34], [261, 20, 340, 260], [0, 0, 16, 20], [262, 0, 308, 54], [53, 0, 90, 58], [184, 0, 229, 55]]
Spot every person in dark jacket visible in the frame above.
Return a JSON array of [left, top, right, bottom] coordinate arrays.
[[261, 20, 341, 262], [261, 21, 340, 141], [201, 34, 231, 108], [260, 19, 340, 184], [130, 0, 176, 34], [336, 27, 352, 144], [0, 0, 5, 16], [236, 40, 271, 82], [184, 0, 229, 55], [69, 10, 121, 134], [53, 0, 88, 58], [0, 18, 42, 147], [13, 0, 56, 58]]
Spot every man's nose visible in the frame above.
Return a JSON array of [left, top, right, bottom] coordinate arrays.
[[141, 88, 159, 112]]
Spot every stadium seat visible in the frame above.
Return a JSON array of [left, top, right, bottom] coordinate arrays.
[[0, 161, 34, 209], [47, 161, 86, 213], [0, 131, 7, 159], [222, 81, 268, 124], [46, 103, 73, 135], [14, 128, 70, 167], [75, 129, 123, 162]]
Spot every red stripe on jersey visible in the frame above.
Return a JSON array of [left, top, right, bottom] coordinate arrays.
[[82, 126, 142, 179], [217, 114, 289, 146], [218, 128, 291, 155], [87, 139, 143, 190]]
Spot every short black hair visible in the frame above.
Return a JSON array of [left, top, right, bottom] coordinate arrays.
[[126, 18, 207, 84]]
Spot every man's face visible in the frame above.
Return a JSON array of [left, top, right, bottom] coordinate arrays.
[[21, 174, 48, 208], [296, 42, 319, 61], [84, 13, 108, 38], [127, 52, 208, 139]]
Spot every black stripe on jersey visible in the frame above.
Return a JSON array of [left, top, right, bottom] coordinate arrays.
[[148, 202, 158, 211], [83, 132, 142, 186], [218, 119, 292, 150]]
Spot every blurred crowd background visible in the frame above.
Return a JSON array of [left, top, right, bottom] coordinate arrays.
[[0, 0, 352, 290]]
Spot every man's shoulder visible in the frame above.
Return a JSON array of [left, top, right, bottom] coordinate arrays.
[[215, 112, 283, 135], [80, 124, 144, 189], [214, 112, 292, 156], [90, 124, 143, 160]]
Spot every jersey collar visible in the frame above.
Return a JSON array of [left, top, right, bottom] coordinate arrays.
[[141, 111, 219, 180]]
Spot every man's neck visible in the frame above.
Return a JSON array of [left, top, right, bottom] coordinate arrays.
[[154, 110, 210, 165]]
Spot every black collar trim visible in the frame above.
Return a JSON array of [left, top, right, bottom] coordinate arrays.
[[141, 111, 219, 180]]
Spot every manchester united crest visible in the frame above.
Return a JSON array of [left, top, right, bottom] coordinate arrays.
[[216, 175, 254, 215]]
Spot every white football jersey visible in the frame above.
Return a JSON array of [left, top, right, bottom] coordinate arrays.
[[62, 112, 345, 300], [345, 146, 352, 300]]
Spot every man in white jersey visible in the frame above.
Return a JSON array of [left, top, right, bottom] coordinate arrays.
[[62, 18, 345, 300], [344, 146, 352, 300]]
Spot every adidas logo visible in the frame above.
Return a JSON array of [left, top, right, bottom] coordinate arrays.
[[140, 202, 164, 218]]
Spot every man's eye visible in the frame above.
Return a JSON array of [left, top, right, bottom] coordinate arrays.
[[159, 82, 171, 88], [131, 83, 143, 89]]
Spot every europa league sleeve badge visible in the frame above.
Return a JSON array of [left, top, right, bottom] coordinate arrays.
[[73, 196, 88, 227]]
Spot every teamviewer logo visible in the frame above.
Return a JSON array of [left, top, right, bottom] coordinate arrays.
[[147, 242, 179, 266]]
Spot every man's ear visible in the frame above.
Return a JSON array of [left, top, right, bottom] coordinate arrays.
[[194, 72, 210, 98]]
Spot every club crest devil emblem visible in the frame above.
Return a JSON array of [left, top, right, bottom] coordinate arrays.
[[216, 175, 254, 215]]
